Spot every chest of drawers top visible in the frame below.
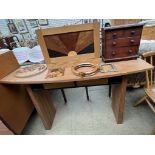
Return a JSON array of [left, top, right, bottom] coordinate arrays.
[[102, 23, 144, 62]]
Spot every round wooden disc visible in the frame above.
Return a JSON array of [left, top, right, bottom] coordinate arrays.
[[15, 64, 47, 78]]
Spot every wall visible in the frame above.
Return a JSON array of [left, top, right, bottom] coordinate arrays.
[[0, 19, 107, 47], [0, 19, 83, 41], [0, 19, 10, 36]]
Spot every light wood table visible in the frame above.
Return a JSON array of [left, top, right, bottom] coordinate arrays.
[[0, 58, 153, 129]]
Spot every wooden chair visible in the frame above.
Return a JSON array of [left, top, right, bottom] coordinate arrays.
[[134, 51, 155, 113]]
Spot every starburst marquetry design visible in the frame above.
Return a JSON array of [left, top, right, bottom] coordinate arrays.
[[44, 30, 94, 58]]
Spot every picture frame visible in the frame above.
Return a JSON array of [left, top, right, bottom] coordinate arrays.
[[21, 32, 32, 41], [38, 19, 48, 26], [29, 20, 38, 28], [36, 23, 100, 64], [14, 19, 28, 33], [7, 23, 18, 34]]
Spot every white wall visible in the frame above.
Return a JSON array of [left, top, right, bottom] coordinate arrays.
[[0, 19, 10, 36], [0, 19, 83, 41]]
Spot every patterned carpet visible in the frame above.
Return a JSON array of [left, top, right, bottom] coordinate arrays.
[[23, 86, 155, 135]]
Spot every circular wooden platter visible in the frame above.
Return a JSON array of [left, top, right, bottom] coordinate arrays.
[[15, 64, 47, 78]]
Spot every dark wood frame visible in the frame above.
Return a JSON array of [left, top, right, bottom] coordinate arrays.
[[7, 23, 18, 34], [36, 23, 100, 64]]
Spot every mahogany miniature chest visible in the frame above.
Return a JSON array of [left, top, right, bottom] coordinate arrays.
[[102, 23, 144, 62]]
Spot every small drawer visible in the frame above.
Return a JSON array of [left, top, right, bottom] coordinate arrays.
[[104, 46, 139, 59], [105, 36, 141, 49], [125, 27, 143, 37], [105, 30, 124, 39], [104, 27, 143, 39]]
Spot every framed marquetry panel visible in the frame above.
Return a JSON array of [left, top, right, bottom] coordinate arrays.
[[36, 23, 100, 65]]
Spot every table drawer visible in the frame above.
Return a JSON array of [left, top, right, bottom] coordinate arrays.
[[103, 46, 139, 59], [105, 36, 141, 49], [43, 82, 75, 89], [76, 79, 108, 86], [104, 27, 143, 39]]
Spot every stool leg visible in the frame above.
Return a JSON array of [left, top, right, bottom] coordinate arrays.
[[61, 89, 67, 104], [85, 86, 89, 101]]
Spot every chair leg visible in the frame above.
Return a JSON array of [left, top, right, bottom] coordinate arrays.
[[85, 86, 89, 101], [109, 84, 111, 98], [133, 95, 146, 107], [145, 98, 155, 113], [61, 89, 67, 104]]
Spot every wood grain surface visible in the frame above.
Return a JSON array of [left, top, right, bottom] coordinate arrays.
[[112, 76, 128, 123], [0, 84, 34, 134], [26, 85, 56, 129], [0, 58, 153, 84], [142, 25, 155, 40], [0, 51, 34, 134], [36, 23, 100, 64], [0, 51, 19, 79], [0, 120, 14, 135]]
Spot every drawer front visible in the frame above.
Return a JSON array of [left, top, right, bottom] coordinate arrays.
[[76, 79, 108, 86], [104, 27, 143, 39], [105, 36, 141, 49], [43, 82, 75, 89], [104, 46, 139, 59]]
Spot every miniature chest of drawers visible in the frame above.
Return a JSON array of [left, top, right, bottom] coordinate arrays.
[[102, 23, 144, 62]]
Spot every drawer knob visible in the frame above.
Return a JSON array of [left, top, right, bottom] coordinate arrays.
[[128, 49, 132, 53], [112, 33, 117, 37], [112, 51, 116, 55], [130, 40, 135, 43], [112, 41, 117, 46], [131, 31, 135, 35]]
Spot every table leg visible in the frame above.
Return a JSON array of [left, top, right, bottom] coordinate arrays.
[[151, 127, 155, 135], [112, 76, 127, 124], [26, 85, 56, 129]]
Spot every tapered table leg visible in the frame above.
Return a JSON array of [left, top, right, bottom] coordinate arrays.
[[112, 76, 127, 124], [26, 85, 56, 129]]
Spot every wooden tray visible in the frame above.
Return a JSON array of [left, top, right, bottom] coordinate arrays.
[[15, 64, 47, 78]]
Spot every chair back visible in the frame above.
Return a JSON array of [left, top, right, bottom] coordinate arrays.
[[142, 51, 155, 89]]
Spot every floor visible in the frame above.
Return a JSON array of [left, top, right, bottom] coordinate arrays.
[[23, 86, 155, 135]]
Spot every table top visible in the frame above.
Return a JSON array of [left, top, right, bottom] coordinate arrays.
[[0, 58, 153, 84]]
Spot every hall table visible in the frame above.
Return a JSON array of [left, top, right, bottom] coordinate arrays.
[[0, 58, 153, 129]]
